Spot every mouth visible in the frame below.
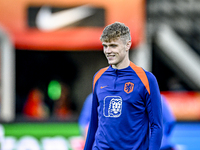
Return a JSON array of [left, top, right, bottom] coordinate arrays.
[[107, 55, 115, 60]]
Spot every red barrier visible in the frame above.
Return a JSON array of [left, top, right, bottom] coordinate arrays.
[[161, 91, 200, 121]]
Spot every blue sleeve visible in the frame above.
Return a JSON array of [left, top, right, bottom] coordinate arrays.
[[161, 95, 176, 148], [84, 87, 99, 150], [78, 93, 93, 135], [161, 95, 175, 135], [145, 72, 163, 150]]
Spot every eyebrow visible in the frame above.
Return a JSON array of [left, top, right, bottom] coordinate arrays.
[[102, 43, 118, 46]]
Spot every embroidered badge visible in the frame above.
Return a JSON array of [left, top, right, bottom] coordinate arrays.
[[103, 96, 122, 117], [124, 82, 134, 94]]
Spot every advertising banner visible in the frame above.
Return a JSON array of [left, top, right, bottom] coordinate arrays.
[[1, 123, 85, 150], [0, 0, 145, 50]]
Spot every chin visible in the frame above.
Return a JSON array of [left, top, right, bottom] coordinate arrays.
[[108, 61, 114, 65], [108, 62, 116, 67], [107, 58, 117, 65]]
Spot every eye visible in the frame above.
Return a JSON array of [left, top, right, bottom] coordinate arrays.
[[110, 44, 117, 48], [103, 45, 107, 48]]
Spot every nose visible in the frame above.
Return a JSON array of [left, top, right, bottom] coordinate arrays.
[[104, 46, 111, 54]]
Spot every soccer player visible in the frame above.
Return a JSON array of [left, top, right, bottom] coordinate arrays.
[[84, 22, 163, 150], [160, 95, 176, 150], [78, 93, 93, 137]]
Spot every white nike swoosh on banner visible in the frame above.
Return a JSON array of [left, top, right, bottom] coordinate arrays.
[[36, 5, 95, 31]]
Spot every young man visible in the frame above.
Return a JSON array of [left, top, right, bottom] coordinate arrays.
[[84, 22, 163, 150]]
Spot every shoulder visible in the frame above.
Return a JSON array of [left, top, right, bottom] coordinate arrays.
[[144, 70, 158, 84], [94, 67, 109, 78], [93, 66, 109, 90], [129, 62, 159, 95], [130, 62, 151, 94]]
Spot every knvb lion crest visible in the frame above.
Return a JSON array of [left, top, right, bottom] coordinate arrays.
[[124, 82, 134, 94], [104, 96, 122, 117]]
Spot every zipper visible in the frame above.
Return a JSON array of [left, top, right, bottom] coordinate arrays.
[[114, 69, 118, 89]]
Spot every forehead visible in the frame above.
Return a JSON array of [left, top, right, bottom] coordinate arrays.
[[102, 38, 124, 45]]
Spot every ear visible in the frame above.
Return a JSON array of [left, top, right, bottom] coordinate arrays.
[[126, 41, 132, 51]]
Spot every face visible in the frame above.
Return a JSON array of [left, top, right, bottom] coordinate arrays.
[[102, 38, 131, 69]]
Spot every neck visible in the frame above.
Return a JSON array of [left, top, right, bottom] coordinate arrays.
[[112, 60, 130, 69]]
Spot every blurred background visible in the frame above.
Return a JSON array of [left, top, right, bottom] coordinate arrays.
[[0, 0, 200, 149]]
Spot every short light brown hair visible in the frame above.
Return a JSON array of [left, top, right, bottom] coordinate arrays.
[[100, 22, 131, 43]]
